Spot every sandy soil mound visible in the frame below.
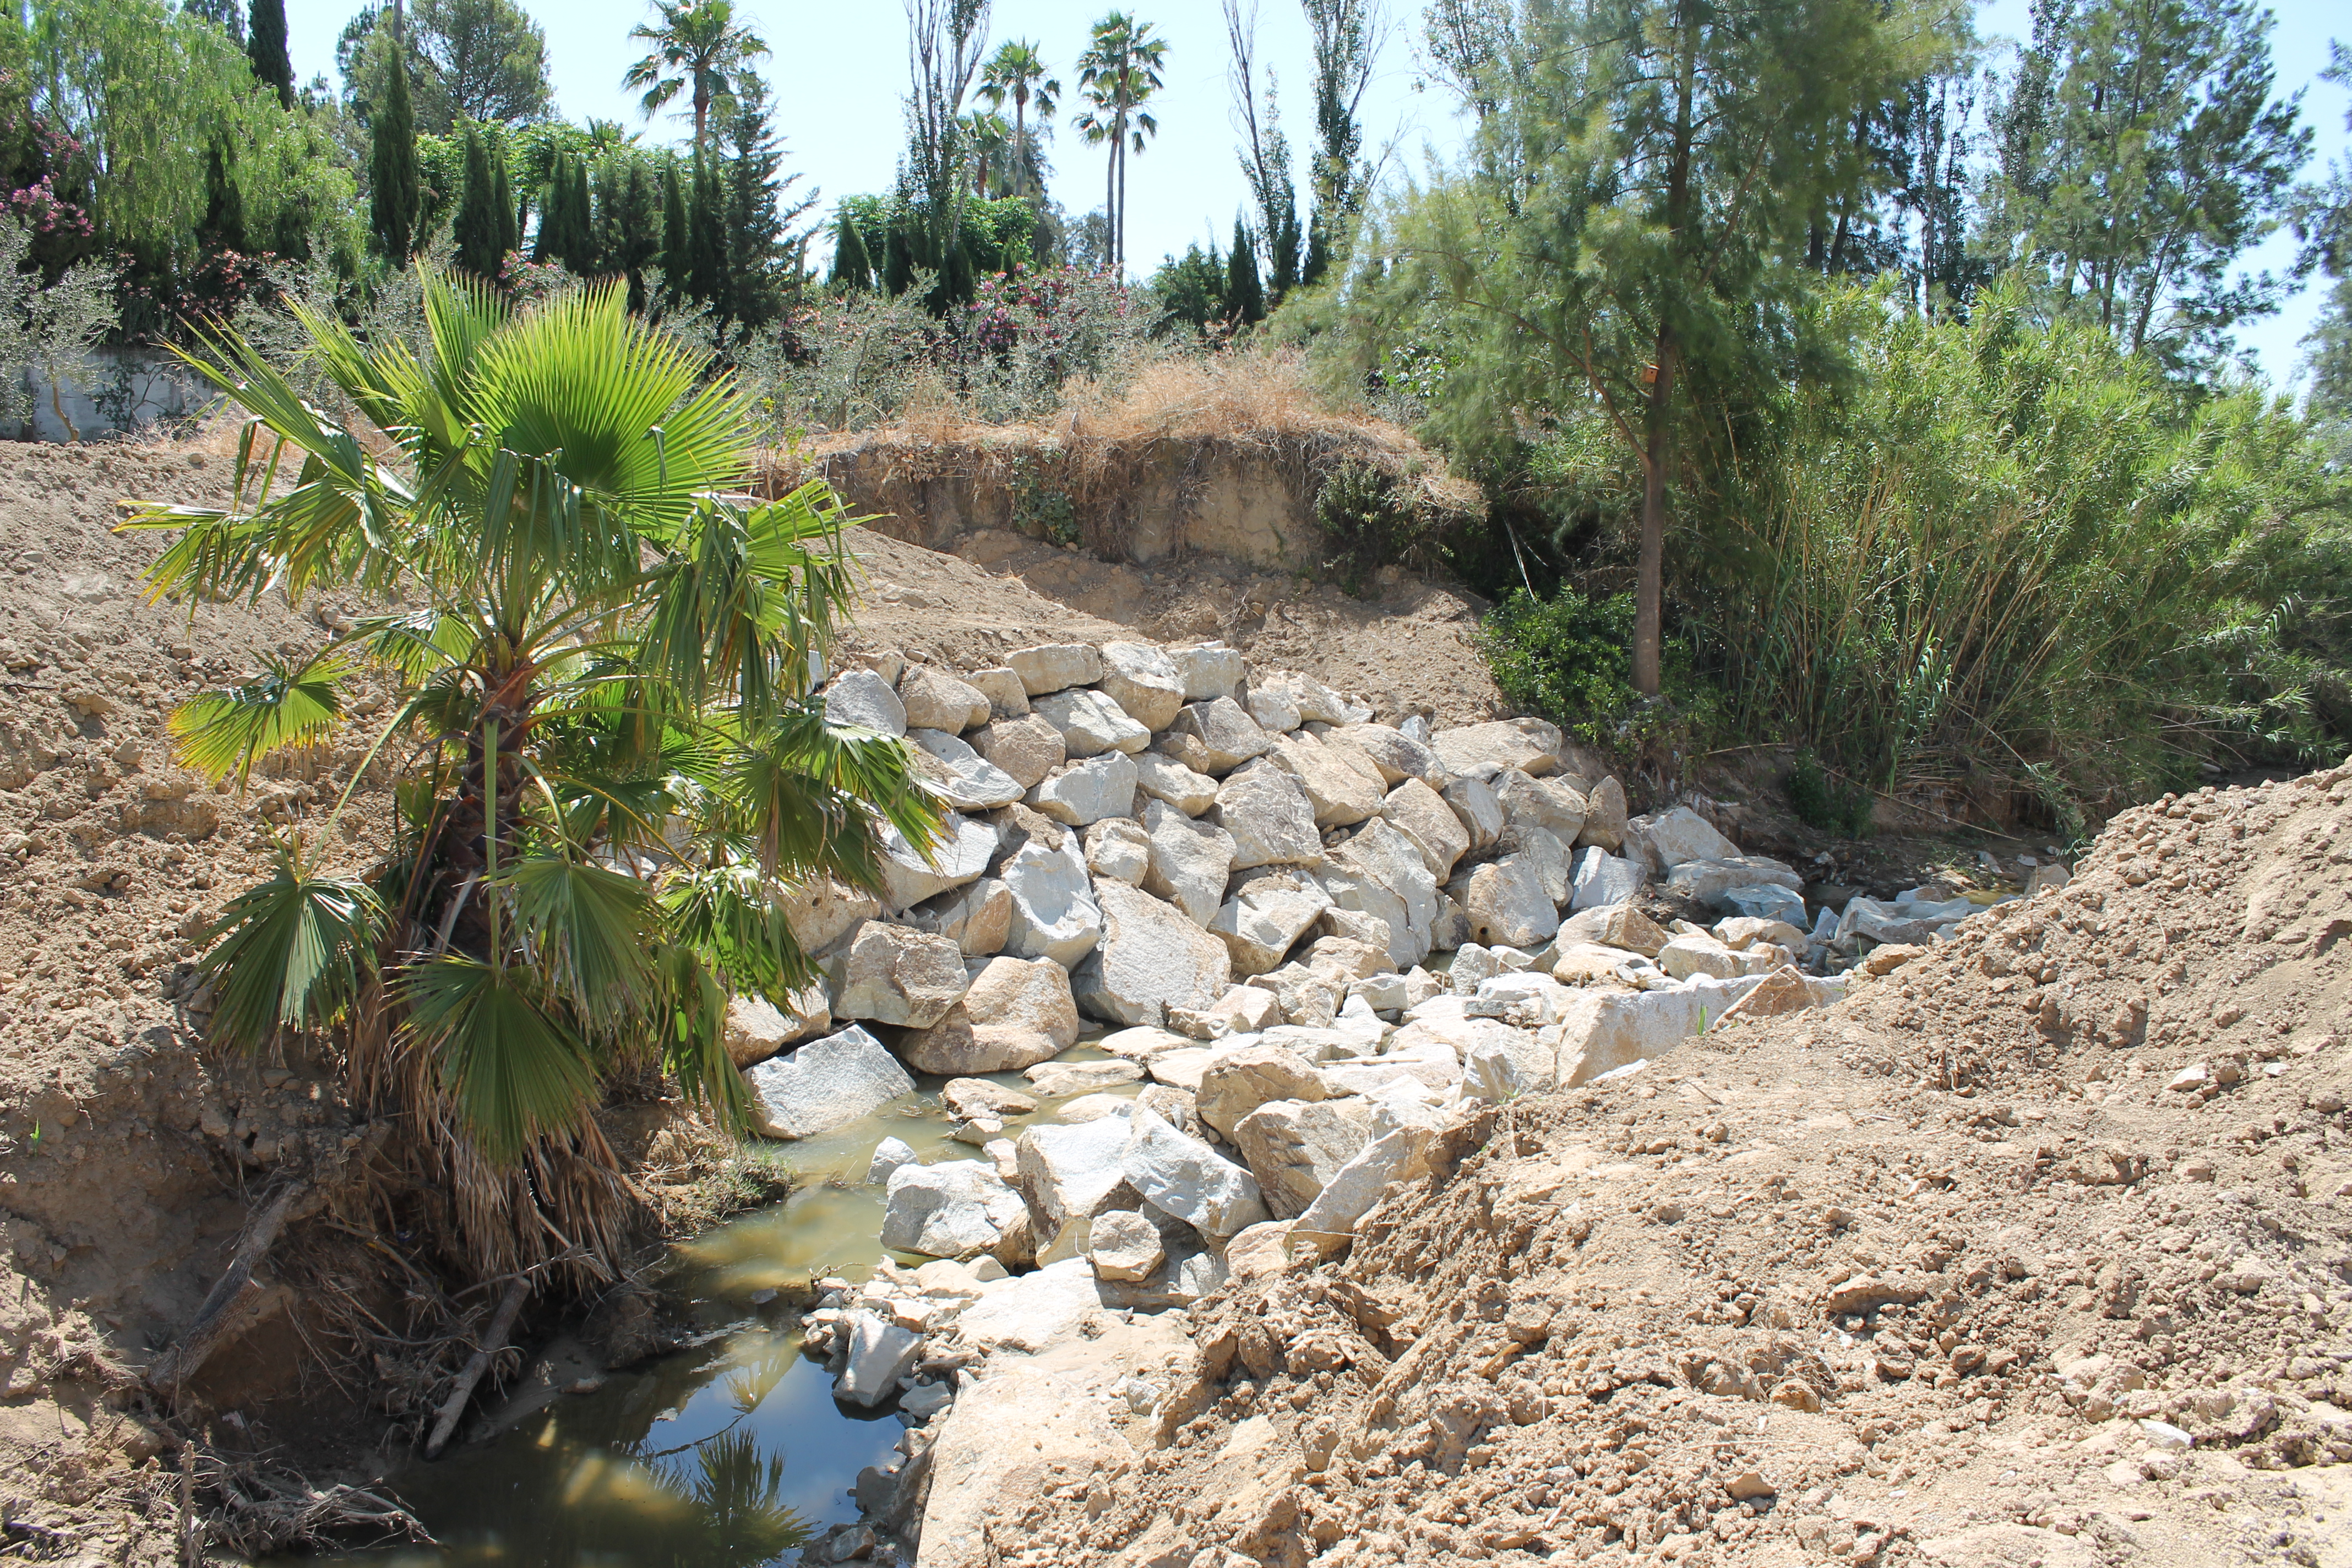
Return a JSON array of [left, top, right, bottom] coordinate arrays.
[[994, 769, 2352, 1566]]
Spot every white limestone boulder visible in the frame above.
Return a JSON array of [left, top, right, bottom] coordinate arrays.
[[747, 1024, 915, 1140], [1000, 837, 1103, 966], [1096, 641, 1186, 732], [1074, 883, 1234, 1027]]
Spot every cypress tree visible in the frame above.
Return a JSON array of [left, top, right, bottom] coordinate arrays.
[[1268, 208, 1302, 303], [532, 154, 567, 264], [687, 153, 728, 312], [570, 159, 595, 272], [245, 0, 294, 109], [605, 162, 659, 310], [493, 143, 520, 263], [454, 129, 502, 277], [831, 209, 873, 291], [1226, 216, 1265, 325], [199, 137, 248, 254], [369, 47, 420, 263], [660, 163, 689, 298]]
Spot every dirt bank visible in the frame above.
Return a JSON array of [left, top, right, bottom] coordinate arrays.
[[962, 766, 2352, 1566]]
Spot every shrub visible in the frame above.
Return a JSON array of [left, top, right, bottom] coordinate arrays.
[[1785, 754, 1874, 838], [1313, 459, 1434, 597], [1475, 588, 1642, 745]]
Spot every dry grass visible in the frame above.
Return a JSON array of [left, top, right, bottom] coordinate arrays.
[[761, 349, 1480, 563]]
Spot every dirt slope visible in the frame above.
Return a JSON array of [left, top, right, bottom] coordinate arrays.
[[999, 767, 2352, 1567]]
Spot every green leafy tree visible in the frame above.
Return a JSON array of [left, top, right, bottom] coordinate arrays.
[[1072, 11, 1168, 273], [1150, 238, 1227, 336], [246, 0, 293, 107], [1299, 0, 1380, 287], [661, 158, 690, 296], [370, 43, 421, 262], [1344, 0, 1952, 695], [977, 39, 1060, 200], [122, 278, 945, 1287], [340, 0, 553, 134], [1984, 0, 2311, 368], [624, 0, 769, 154], [1223, 0, 1302, 301]]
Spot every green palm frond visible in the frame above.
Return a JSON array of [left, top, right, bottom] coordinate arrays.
[[400, 954, 601, 1161], [168, 649, 351, 786], [652, 943, 752, 1134], [197, 851, 386, 1053], [662, 856, 809, 999], [727, 703, 944, 886], [358, 609, 481, 681], [499, 853, 659, 1021]]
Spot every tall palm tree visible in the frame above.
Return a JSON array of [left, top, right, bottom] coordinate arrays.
[[623, 0, 770, 154], [1072, 13, 1168, 273], [961, 110, 1013, 198], [976, 39, 1060, 202], [122, 278, 943, 1293]]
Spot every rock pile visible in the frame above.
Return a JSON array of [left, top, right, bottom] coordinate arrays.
[[764, 638, 1896, 1566]]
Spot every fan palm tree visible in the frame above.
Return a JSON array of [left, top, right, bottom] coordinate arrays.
[[961, 110, 1014, 198], [121, 277, 943, 1292], [976, 40, 1060, 202], [1072, 13, 1168, 273], [623, 0, 770, 154]]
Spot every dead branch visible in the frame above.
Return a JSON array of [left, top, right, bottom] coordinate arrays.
[[422, 1275, 529, 1459]]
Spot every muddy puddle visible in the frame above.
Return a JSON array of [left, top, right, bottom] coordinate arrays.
[[284, 1043, 1134, 1567]]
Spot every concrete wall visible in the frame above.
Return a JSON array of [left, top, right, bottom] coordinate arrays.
[[17, 350, 209, 443]]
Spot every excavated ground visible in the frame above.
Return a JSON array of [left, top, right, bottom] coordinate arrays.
[[990, 767, 2352, 1567]]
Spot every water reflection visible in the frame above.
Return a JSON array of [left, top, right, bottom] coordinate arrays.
[[290, 1321, 896, 1568]]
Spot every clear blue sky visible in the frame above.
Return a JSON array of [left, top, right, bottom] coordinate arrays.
[[286, 0, 2349, 397]]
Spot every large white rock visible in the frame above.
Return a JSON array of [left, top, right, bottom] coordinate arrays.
[[1001, 838, 1103, 966], [880, 1159, 1027, 1259], [827, 922, 971, 1028], [1168, 698, 1275, 775], [1441, 772, 1506, 856], [1074, 883, 1234, 1027], [1211, 762, 1325, 869], [1431, 718, 1559, 778], [746, 1024, 915, 1139], [1140, 798, 1235, 925], [1381, 776, 1471, 879], [1210, 882, 1332, 975], [1120, 1107, 1271, 1237], [836, 1310, 922, 1406], [1033, 687, 1152, 757], [1007, 642, 1104, 696], [950, 1257, 1112, 1355], [1344, 723, 1447, 788], [1561, 901, 1670, 957], [909, 877, 1013, 956], [1255, 669, 1370, 726], [1290, 1122, 1439, 1254], [1169, 641, 1245, 701], [1029, 750, 1140, 827], [1569, 846, 1648, 911], [1498, 823, 1572, 905], [1457, 853, 1560, 949], [971, 715, 1066, 791], [965, 666, 1031, 718], [1194, 1043, 1327, 1139], [1576, 775, 1630, 851], [1096, 641, 1186, 732], [899, 666, 992, 734], [1496, 770, 1588, 843], [1241, 675, 1302, 733], [874, 813, 999, 910], [1233, 1098, 1375, 1219], [1268, 732, 1386, 827], [1085, 1208, 1166, 1282], [1014, 1114, 1143, 1233], [910, 728, 1026, 810], [1547, 976, 1763, 1086], [1083, 818, 1153, 885], [1657, 934, 1744, 982], [1663, 854, 1804, 903], [898, 955, 1079, 1075], [1133, 750, 1219, 815], [823, 668, 906, 736], [1715, 882, 1809, 926], [776, 878, 880, 957], [723, 988, 828, 1068], [1625, 804, 1741, 870], [1330, 816, 1440, 962]]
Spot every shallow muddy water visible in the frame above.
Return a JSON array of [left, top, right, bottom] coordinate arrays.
[[286, 1043, 1133, 1567]]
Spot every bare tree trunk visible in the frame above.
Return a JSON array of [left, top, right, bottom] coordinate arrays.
[[424, 1277, 530, 1459], [1635, 326, 1678, 698]]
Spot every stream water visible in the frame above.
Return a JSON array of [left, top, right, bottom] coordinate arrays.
[[288, 1045, 1136, 1568]]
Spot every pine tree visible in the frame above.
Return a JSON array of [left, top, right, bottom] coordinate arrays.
[[369, 47, 421, 263], [720, 74, 798, 328], [454, 129, 503, 277], [1226, 216, 1265, 325], [246, 0, 294, 109]]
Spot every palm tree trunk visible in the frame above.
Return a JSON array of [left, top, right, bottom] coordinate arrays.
[[1104, 130, 1117, 272], [1014, 91, 1027, 200]]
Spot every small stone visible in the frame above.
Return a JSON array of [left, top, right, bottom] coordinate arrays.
[[1168, 698, 1276, 775], [966, 666, 1031, 718], [1084, 818, 1153, 885], [1086, 1210, 1166, 1282], [867, 1137, 919, 1184]]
